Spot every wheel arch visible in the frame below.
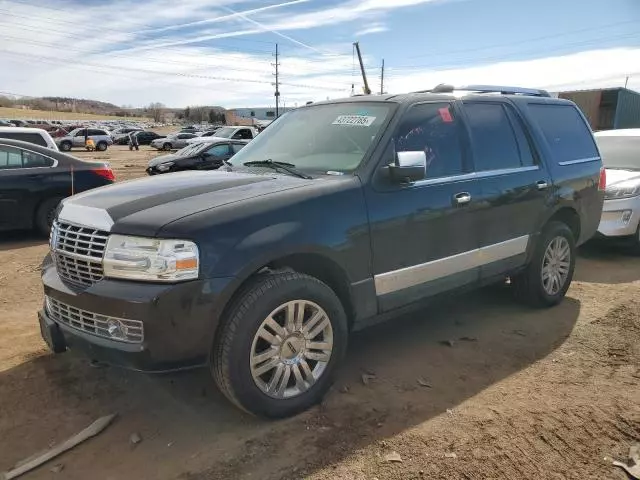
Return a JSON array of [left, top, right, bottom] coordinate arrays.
[[210, 251, 355, 351], [546, 207, 581, 242]]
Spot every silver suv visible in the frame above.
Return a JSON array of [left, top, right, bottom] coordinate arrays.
[[56, 128, 113, 152]]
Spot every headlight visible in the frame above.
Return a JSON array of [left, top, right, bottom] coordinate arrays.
[[605, 179, 640, 200], [103, 235, 199, 282], [156, 162, 174, 171]]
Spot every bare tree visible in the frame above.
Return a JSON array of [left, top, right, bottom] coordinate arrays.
[[147, 102, 165, 122]]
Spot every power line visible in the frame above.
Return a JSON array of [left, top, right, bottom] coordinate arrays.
[[0, 48, 352, 91], [385, 31, 640, 73], [1, 0, 279, 44], [405, 19, 640, 60]]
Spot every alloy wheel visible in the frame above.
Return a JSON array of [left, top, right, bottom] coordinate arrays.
[[541, 236, 571, 295], [250, 300, 333, 399]]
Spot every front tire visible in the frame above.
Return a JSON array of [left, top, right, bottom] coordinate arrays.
[[212, 272, 348, 418], [96, 141, 108, 151], [60, 141, 72, 152], [162, 143, 172, 151], [513, 221, 576, 307]]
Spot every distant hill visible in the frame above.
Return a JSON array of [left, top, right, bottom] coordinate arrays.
[[0, 95, 149, 118], [0, 95, 227, 121]]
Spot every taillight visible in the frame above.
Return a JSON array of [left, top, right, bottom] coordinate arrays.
[[598, 167, 606, 192], [93, 165, 115, 181]]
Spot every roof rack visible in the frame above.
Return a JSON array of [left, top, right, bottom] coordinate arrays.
[[415, 83, 550, 97]]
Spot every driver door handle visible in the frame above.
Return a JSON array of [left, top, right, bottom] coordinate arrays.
[[454, 192, 472, 205], [536, 180, 548, 190]]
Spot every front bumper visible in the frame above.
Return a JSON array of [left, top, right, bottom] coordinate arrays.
[[40, 257, 234, 372], [597, 196, 640, 238]]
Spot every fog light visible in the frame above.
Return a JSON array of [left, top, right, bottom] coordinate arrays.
[[107, 319, 127, 340], [622, 210, 633, 225]]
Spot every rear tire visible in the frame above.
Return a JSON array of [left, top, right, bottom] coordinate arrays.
[[96, 141, 108, 151], [513, 221, 576, 308], [212, 272, 348, 418], [60, 142, 72, 152], [35, 197, 64, 236]]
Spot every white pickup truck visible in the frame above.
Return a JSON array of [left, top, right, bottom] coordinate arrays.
[[186, 126, 258, 145]]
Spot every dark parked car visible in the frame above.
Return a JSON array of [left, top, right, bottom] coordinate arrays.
[[0, 138, 115, 235], [133, 131, 164, 145], [113, 130, 163, 145], [39, 85, 604, 418], [146, 140, 247, 175]]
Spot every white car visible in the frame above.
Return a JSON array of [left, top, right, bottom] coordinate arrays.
[[0, 127, 59, 151], [594, 129, 640, 251], [185, 126, 258, 145]]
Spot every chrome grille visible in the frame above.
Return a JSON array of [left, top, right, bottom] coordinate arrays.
[[45, 296, 144, 343], [52, 222, 109, 287]]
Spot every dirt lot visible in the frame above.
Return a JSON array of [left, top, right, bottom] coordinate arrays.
[[1, 145, 639, 479]]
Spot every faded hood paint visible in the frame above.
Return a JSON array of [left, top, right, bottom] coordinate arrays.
[[58, 170, 311, 235]]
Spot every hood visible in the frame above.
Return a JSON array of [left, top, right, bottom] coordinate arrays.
[[605, 168, 640, 186], [57, 170, 312, 235], [147, 152, 181, 167]]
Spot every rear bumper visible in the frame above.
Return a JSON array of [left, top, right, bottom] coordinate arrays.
[[40, 257, 235, 372], [597, 196, 640, 238]]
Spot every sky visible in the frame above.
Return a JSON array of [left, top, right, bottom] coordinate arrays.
[[0, 0, 639, 109]]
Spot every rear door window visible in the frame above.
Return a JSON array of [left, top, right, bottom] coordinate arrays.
[[0, 146, 23, 169], [22, 150, 54, 167], [463, 102, 534, 171], [528, 104, 599, 164]]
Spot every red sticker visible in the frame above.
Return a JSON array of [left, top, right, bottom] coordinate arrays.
[[439, 107, 453, 123]]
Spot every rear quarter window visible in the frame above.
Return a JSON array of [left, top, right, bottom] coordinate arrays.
[[527, 104, 599, 164], [0, 132, 48, 147]]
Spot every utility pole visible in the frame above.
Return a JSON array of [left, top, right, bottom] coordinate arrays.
[[353, 42, 371, 95], [625, 75, 629, 88], [273, 43, 281, 118], [380, 59, 385, 95]]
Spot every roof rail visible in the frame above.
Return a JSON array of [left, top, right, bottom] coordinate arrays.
[[457, 85, 551, 97], [413, 84, 550, 97]]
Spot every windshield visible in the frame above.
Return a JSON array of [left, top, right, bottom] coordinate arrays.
[[214, 127, 235, 138], [175, 143, 205, 157], [229, 103, 393, 172], [595, 135, 640, 170]]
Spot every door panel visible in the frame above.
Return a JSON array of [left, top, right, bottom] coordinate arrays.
[[0, 146, 48, 229], [365, 102, 481, 312], [460, 101, 552, 278]]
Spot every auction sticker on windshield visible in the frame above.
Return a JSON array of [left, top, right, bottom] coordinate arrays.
[[332, 115, 376, 127]]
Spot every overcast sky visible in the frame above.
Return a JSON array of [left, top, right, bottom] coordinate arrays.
[[0, 0, 639, 108]]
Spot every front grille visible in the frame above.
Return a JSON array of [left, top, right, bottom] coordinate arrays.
[[52, 222, 109, 287], [45, 296, 144, 343]]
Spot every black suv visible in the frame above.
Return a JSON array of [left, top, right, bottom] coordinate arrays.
[[39, 85, 605, 417]]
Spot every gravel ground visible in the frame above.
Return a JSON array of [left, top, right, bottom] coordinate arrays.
[[0, 144, 638, 480]]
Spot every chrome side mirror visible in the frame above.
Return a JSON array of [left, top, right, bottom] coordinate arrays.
[[389, 151, 426, 183]]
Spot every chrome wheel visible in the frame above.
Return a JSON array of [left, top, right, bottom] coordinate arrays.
[[250, 300, 333, 399], [541, 236, 571, 295]]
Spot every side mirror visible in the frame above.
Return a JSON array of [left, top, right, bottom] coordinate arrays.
[[388, 151, 426, 183]]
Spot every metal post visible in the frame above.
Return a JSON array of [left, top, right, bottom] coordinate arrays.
[[274, 43, 280, 118], [353, 42, 371, 95], [380, 59, 385, 95]]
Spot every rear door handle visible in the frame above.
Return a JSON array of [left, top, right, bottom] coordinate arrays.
[[536, 180, 548, 190], [454, 192, 472, 205]]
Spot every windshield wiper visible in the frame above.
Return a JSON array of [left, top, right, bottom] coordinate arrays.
[[243, 159, 312, 179]]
